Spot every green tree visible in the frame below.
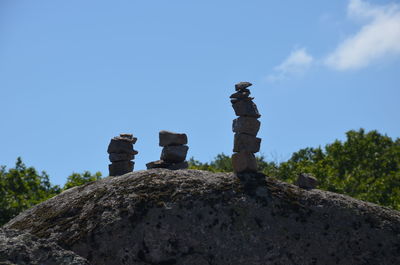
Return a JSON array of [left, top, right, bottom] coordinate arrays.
[[63, 171, 102, 190], [279, 129, 400, 210], [0, 157, 61, 226], [189, 129, 400, 210]]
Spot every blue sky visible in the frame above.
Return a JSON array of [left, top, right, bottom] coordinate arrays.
[[1, 0, 399, 186]]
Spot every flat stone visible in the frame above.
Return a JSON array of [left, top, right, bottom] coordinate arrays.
[[161, 145, 189, 163], [230, 91, 250, 99], [233, 134, 261, 153], [232, 100, 261, 118], [296, 173, 318, 190], [159, 130, 188, 146], [146, 160, 188, 170], [232, 117, 260, 136], [113, 134, 137, 144], [109, 152, 137, 162], [107, 139, 135, 154], [109, 161, 134, 176], [235, 82, 252, 91], [232, 152, 257, 173]]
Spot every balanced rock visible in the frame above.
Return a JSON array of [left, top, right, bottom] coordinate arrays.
[[232, 100, 261, 118], [107, 139, 137, 154], [109, 152, 136, 162], [297, 173, 319, 190], [159, 130, 188, 146], [235, 81, 252, 91], [230, 90, 250, 99], [108, 161, 134, 176], [233, 134, 261, 153], [232, 152, 257, 173], [232, 117, 261, 136], [161, 145, 189, 163]]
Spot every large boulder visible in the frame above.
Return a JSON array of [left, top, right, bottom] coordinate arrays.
[[0, 228, 90, 265], [5, 169, 400, 265]]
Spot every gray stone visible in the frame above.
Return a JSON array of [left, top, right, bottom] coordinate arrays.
[[297, 173, 319, 189], [146, 160, 188, 170], [232, 100, 261, 118], [232, 117, 261, 136], [235, 81, 252, 91], [108, 161, 134, 176], [159, 130, 188, 146], [109, 152, 136, 162], [5, 169, 400, 265], [0, 228, 90, 265], [233, 134, 261, 153], [107, 139, 135, 154], [232, 152, 257, 173], [161, 145, 189, 163]]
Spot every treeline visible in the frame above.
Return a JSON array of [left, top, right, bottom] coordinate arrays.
[[189, 129, 400, 211], [1, 128, 399, 226], [0, 158, 101, 226]]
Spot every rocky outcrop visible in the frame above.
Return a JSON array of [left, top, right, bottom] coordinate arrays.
[[5, 169, 400, 265], [0, 228, 90, 265]]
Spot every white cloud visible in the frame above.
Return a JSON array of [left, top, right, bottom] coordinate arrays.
[[325, 0, 400, 70], [267, 48, 314, 82]]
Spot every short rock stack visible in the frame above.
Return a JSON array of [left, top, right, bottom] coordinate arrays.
[[146, 130, 189, 170], [230, 82, 261, 173], [107, 133, 138, 176]]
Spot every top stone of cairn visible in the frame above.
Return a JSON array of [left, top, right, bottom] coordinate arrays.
[[235, 82, 252, 91], [113, 133, 137, 143], [159, 130, 188, 147]]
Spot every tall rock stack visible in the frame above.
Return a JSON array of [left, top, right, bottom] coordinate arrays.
[[230, 82, 261, 173], [107, 133, 138, 176], [146, 130, 189, 170]]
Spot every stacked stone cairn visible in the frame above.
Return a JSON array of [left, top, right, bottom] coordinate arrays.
[[107, 133, 138, 176], [146, 130, 189, 170], [230, 82, 261, 173]]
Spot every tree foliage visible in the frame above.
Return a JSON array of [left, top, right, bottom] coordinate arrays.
[[63, 171, 102, 190], [0, 158, 102, 226], [189, 129, 400, 210], [0, 158, 61, 225]]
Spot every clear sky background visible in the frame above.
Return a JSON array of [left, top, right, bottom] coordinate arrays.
[[1, 0, 399, 186]]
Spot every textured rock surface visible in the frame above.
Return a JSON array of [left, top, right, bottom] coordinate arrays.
[[5, 169, 400, 265], [0, 228, 90, 265]]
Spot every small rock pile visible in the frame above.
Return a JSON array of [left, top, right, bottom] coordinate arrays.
[[146, 130, 189, 170], [230, 82, 261, 173], [107, 133, 138, 176]]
